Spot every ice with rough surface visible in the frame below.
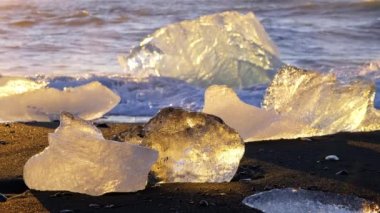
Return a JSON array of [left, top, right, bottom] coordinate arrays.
[[263, 65, 380, 133], [23, 112, 158, 196], [122, 11, 282, 88], [140, 107, 245, 183], [0, 80, 120, 122], [203, 66, 380, 141], [203, 85, 317, 141], [0, 76, 47, 98], [242, 188, 379, 213]]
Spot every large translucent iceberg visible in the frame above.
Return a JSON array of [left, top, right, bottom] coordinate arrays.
[[122, 11, 282, 88], [263, 65, 380, 133], [242, 188, 379, 213], [139, 107, 245, 183], [24, 112, 158, 196], [203, 85, 317, 141], [0, 79, 120, 122]]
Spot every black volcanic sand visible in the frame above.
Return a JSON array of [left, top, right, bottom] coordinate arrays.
[[0, 122, 380, 212]]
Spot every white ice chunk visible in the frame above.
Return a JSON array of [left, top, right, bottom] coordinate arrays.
[[141, 107, 245, 183], [122, 11, 282, 88], [23, 112, 158, 196], [203, 85, 317, 142], [0, 81, 120, 122], [243, 188, 379, 213]]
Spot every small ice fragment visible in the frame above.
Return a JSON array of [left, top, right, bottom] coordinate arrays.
[[242, 188, 379, 213], [141, 107, 245, 183], [0, 193, 7, 202], [336, 170, 349, 176], [0, 80, 120, 122], [59, 210, 74, 213], [23, 112, 158, 196], [325, 155, 339, 161], [89, 203, 101, 208]]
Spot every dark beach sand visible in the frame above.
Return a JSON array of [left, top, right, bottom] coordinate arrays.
[[0, 122, 380, 212]]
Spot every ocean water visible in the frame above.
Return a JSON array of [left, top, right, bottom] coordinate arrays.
[[0, 0, 379, 117]]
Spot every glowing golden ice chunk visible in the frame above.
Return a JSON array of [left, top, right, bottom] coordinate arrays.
[[141, 107, 245, 183], [263, 65, 376, 133]]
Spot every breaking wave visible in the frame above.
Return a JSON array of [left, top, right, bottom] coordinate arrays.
[[30, 74, 266, 117]]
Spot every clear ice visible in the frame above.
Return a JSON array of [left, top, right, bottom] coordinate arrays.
[[122, 11, 282, 88], [242, 188, 379, 213], [203, 85, 317, 141], [204, 66, 380, 142], [263, 65, 380, 134], [23, 112, 158, 196], [140, 107, 245, 183], [0, 80, 120, 122]]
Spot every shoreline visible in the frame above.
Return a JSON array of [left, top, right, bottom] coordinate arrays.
[[1, 122, 380, 212]]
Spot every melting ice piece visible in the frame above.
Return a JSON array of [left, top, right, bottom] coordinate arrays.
[[325, 155, 339, 161], [23, 112, 158, 196], [123, 11, 282, 88], [0, 76, 47, 97], [263, 65, 378, 134], [203, 85, 317, 141], [242, 188, 379, 213], [0, 81, 120, 122], [140, 107, 245, 183]]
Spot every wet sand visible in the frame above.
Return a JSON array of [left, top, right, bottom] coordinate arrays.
[[0, 122, 379, 212]]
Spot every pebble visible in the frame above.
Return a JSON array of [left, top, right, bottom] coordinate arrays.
[[104, 204, 116, 208], [89, 203, 101, 208], [50, 192, 72, 198], [239, 178, 252, 182], [59, 210, 74, 213], [336, 170, 349, 176], [325, 155, 339, 161], [0, 141, 7, 145], [199, 200, 209, 207], [0, 193, 7, 202], [96, 123, 109, 128]]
